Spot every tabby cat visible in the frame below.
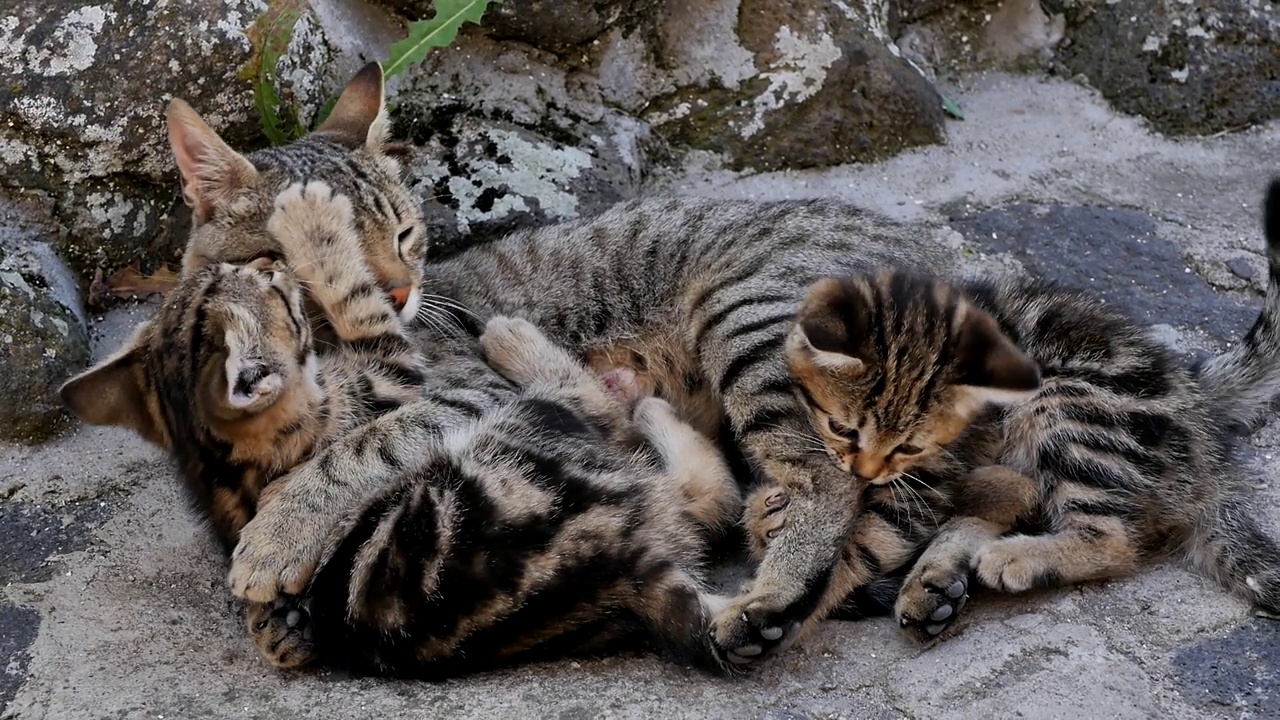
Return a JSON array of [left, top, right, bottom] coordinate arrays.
[[64, 182, 743, 674], [757, 179, 1280, 640], [59, 61, 957, 665], [210, 63, 967, 665]]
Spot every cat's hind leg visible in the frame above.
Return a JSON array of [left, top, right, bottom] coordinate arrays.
[[633, 397, 741, 532]]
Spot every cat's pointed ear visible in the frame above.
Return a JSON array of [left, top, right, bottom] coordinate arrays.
[[954, 304, 1040, 404], [315, 62, 389, 151], [59, 324, 168, 449], [790, 276, 869, 373], [166, 99, 260, 223]]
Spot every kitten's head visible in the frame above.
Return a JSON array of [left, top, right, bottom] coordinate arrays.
[[786, 271, 1041, 485], [166, 63, 427, 324], [60, 257, 319, 450]]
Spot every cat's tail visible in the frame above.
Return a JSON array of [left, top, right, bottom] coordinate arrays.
[[1194, 177, 1280, 431], [1185, 493, 1280, 618]]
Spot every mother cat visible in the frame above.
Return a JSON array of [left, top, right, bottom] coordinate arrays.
[[192, 63, 959, 664]]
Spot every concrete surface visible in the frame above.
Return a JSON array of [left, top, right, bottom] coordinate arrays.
[[4, 72, 1280, 719]]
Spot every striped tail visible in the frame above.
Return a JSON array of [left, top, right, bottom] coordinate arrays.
[[1194, 178, 1280, 431]]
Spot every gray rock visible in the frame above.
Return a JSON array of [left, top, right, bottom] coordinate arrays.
[[0, 246, 90, 443], [645, 0, 946, 171], [0, 0, 336, 278], [1227, 256, 1257, 281], [1057, 0, 1280, 135], [393, 101, 646, 255], [389, 35, 650, 253], [374, 0, 659, 50]]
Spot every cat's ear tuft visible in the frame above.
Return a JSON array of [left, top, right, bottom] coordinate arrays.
[[954, 305, 1040, 403], [166, 99, 260, 223], [315, 62, 389, 151], [58, 325, 167, 448]]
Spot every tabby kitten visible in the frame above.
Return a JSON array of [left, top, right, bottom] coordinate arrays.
[[761, 179, 1280, 640], [65, 183, 744, 675], [215, 63, 962, 667], [60, 181, 435, 549]]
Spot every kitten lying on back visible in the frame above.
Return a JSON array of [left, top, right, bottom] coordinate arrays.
[[64, 182, 744, 675], [752, 179, 1280, 639]]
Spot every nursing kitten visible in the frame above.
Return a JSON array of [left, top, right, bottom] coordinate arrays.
[[759, 180, 1280, 639], [215, 63, 961, 666], [65, 183, 743, 674]]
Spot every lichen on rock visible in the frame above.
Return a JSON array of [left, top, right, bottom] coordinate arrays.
[[0, 0, 337, 278]]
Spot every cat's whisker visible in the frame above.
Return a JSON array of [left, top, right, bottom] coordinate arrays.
[[895, 476, 941, 527], [419, 294, 482, 321]]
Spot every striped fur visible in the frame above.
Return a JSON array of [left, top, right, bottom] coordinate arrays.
[[263, 316, 742, 676], [213, 65, 963, 667], [168, 63, 430, 327], [772, 178, 1280, 641], [64, 179, 743, 674], [227, 192, 963, 664]]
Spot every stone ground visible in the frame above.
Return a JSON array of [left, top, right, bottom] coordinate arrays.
[[3, 72, 1280, 720]]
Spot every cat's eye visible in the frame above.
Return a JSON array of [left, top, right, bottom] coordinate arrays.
[[396, 226, 417, 252], [894, 443, 924, 456], [825, 417, 860, 444]]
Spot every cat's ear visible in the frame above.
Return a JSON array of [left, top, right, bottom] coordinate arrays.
[[314, 62, 390, 151], [791, 277, 869, 372], [59, 324, 167, 449], [166, 99, 260, 223], [954, 304, 1040, 404]]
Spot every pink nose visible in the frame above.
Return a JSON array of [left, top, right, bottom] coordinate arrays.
[[387, 284, 410, 310]]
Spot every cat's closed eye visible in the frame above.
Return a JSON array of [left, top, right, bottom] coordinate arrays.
[[894, 443, 923, 456], [825, 416, 860, 444]]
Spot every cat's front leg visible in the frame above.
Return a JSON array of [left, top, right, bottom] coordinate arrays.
[[708, 445, 861, 666], [894, 465, 1039, 641], [245, 597, 317, 669]]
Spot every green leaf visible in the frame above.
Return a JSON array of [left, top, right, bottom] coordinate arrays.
[[383, 0, 493, 80], [940, 91, 965, 121], [241, 0, 308, 145]]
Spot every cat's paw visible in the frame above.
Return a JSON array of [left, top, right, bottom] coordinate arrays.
[[227, 503, 326, 604], [267, 181, 356, 263], [894, 561, 969, 642], [743, 487, 790, 560], [709, 590, 805, 667], [972, 535, 1057, 593], [479, 316, 560, 383], [246, 597, 317, 669]]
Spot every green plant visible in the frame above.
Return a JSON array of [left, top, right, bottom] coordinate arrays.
[[242, 0, 308, 145], [245, 0, 493, 145]]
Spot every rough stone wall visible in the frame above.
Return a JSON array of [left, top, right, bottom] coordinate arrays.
[[1, 0, 1275, 442]]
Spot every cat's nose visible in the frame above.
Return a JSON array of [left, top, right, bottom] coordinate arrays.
[[386, 282, 410, 310]]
